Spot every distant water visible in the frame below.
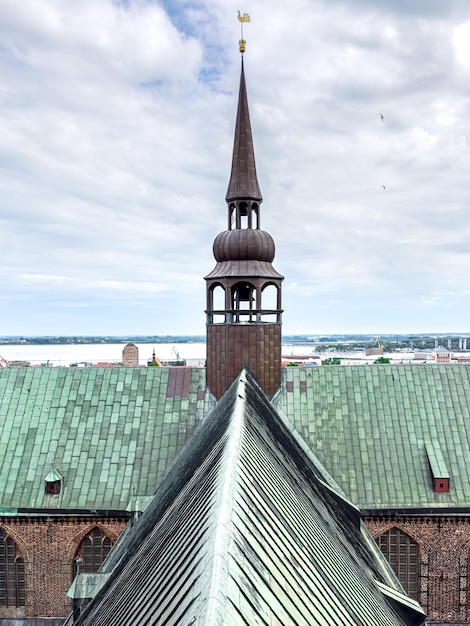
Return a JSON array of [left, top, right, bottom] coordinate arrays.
[[0, 343, 207, 367], [0, 342, 318, 367]]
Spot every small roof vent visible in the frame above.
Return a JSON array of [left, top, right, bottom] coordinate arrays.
[[425, 442, 450, 493], [45, 468, 63, 495]]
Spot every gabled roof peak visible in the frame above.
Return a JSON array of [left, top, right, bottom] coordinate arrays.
[[71, 370, 425, 626]]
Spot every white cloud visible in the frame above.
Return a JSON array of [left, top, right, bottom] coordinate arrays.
[[0, 0, 469, 334], [453, 22, 470, 67]]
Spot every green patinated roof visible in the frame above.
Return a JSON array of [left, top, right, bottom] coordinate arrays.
[[274, 364, 470, 510], [2, 363, 470, 513], [69, 370, 424, 626], [0, 367, 214, 510]]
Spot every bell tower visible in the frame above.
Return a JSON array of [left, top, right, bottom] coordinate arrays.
[[205, 39, 283, 399]]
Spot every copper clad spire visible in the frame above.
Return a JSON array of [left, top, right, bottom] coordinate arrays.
[[225, 58, 262, 203], [205, 25, 283, 400]]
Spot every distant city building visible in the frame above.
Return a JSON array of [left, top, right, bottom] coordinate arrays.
[[281, 355, 322, 366], [433, 345, 451, 363], [147, 348, 163, 367], [364, 347, 384, 357], [122, 343, 139, 367]]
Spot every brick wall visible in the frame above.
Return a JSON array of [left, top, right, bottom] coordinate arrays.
[[0, 516, 128, 619], [3, 513, 470, 622], [366, 516, 470, 624]]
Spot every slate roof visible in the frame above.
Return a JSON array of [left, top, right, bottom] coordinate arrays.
[[274, 364, 470, 510], [0, 367, 213, 511], [68, 370, 425, 626]]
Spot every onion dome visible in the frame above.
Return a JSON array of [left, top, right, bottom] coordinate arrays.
[[213, 229, 275, 262]]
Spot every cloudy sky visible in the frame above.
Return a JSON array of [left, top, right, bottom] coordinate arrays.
[[1, 0, 470, 336]]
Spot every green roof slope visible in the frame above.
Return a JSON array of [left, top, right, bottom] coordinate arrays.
[[68, 370, 425, 626], [0, 367, 213, 511], [274, 364, 470, 510], [3, 363, 470, 513]]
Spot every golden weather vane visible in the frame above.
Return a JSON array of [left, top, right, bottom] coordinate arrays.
[[237, 10, 250, 53]]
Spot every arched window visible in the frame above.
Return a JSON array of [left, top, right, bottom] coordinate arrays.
[[261, 283, 280, 322], [377, 527, 419, 600], [231, 282, 257, 322], [0, 529, 25, 607], [75, 528, 113, 575]]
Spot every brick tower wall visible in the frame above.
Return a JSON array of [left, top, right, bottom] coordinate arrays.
[[206, 323, 282, 399]]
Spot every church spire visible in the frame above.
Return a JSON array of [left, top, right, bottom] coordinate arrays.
[[225, 58, 262, 203], [205, 24, 284, 400]]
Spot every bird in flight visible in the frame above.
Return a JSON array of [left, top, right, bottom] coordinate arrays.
[[382, 185, 386, 190], [380, 113, 384, 122]]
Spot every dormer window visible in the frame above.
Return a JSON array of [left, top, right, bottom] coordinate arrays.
[[45, 469, 63, 495], [425, 443, 450, 493]]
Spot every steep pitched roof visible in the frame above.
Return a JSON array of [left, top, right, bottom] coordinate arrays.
[[274, 364, 470, 510], [0, 367, 213, 511], [70, 370, 424, 626]]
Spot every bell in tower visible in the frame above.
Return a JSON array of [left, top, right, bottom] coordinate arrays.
[[205, 35, 284, 399]]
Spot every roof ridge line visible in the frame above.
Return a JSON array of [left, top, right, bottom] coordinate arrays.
[[198, 375, 247, 622]]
